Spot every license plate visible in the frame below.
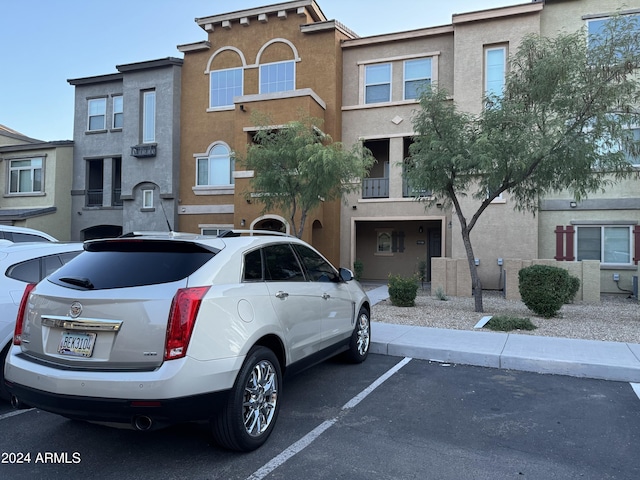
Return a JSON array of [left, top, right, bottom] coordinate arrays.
[[58, 332, 97, 357]]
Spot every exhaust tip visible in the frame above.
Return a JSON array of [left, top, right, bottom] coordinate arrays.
[[10, 395, 26, 410], [133, 415, 153, 431]]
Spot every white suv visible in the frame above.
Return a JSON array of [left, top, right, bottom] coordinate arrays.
[[4, 232, 370, 451]]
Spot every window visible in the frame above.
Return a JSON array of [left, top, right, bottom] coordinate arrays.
[[210, 68, 243, 108], [404, 58, 431, 100], [143, 90, 156, 143], [576, 225, 632, 265], [263, 244, 305, 282], [9, 158, 43, 194], [588, 14, 640, 55], [88, 98, 106, 131], [243, 249, 263, 281], [622, 127, 640, 167], [112, 95, 123, 129], [86, 159, 104, 207], [196, 144, 235, 186], [365, 64, 391, 104], [260, 60, 294, 94], [485, 47, 506, 98], [142, 189, 153, 209], [292, 244, 338, 282], [377, 231, 392, 253]]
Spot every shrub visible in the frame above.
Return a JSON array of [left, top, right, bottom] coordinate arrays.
[[388, 274, 419, 307], [485, 315, 537, 332], [433, 286, 448, 301], [518, 265, 581, 318], [353, 259, 364, 282]]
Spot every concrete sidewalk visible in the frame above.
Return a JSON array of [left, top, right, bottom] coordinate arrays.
[[366, 285, 640, 383]]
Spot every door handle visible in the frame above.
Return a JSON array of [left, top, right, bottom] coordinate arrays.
[[322, 293, 330, 300], [275, 291, 289, 299]]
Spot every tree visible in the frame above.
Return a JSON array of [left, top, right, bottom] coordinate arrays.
[[244, 115, 374, 238], [406, 15, 640, 312]]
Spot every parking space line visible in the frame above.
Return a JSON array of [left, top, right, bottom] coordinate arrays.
[[631, 383, 640, 400], [0, 408, 34, 421], [246, 357, 413, 480]]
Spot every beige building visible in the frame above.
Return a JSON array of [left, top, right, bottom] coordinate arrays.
[[0, 125, 73, 240]]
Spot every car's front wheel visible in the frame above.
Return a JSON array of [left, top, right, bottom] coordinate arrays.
[[345, 307, 370, 363], [212, 346, 282, 451]]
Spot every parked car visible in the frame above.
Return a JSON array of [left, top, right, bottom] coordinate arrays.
[[0, 225, 58, 243], [4, 232, 370, 451], [0, 242, 84, 401]]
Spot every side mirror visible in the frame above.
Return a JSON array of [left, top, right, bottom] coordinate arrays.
[[339, 268, 354, 282]]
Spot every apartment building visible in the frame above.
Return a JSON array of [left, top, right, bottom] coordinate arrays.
[[67, 57, 182, 240], [176, 0, 356, 264], [0, 125, 73, 240]]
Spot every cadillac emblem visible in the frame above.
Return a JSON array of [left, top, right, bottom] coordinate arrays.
[[69, 302, 83, 318]]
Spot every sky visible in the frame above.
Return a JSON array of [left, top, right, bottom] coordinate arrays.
[[1, 0, 522, 142]]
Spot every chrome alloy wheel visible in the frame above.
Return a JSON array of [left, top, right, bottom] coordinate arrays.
[[243, 359, 278, 437], [355, 312, 370, 356]]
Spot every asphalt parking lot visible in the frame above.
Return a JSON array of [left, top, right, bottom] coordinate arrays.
[[1, 354, 639, 479]]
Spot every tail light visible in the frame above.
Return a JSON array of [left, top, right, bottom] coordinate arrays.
[[14, 283, 37, 345], [164, 286, 210, 360]]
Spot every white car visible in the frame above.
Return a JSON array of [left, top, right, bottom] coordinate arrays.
[[0, 225, 58, 243], [4, 232, 371, 451], [0, 242, 84, 400]]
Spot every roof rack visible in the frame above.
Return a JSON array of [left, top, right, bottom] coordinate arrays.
[[216, 229, 293, 238]]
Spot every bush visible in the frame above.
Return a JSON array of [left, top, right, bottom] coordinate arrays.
[[353, 259, 364, 282], [485, 315, 537, 332], [518, 265, 581, 318], [433, 286, 448, 301], [388, 274, 419, 307]]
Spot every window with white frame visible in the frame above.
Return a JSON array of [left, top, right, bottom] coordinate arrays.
[[210, 67, 243, 108], [576, 225, 633, 265], [588, 13, 640, 54], [142, 189, 153, 209], [197, 144, 235, 186], [365, 63, 391, 104], [112, 95, 123, 129], [9, 157, 43, 194], [377, 231, 392, 253], [142, 90, 156, 143], [404, 58, 431, 100], [88, 98, 106, 131], [260, 60, 294, 94], [485, 46, 506, 99]]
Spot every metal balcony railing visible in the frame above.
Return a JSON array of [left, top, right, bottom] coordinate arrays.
[[86, 189, 103, 207], [362, 177, 389, 198]]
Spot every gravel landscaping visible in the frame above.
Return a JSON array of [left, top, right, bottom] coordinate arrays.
[[370, 286, 640, 345]]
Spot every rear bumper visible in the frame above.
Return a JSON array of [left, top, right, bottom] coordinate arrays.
[[5, 380, 227, 428]]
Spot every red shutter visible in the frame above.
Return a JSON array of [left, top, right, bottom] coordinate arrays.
[[554, 225, 575, 261]]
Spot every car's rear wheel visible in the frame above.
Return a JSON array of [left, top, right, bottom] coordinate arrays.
[[345, 307, 370, 363], [212, 346, 281, 451]]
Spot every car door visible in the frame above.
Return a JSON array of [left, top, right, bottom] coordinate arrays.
[[263, 243, 325, 363], [292, 244, 355, 349]]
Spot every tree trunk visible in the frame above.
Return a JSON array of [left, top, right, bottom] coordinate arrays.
[[460, 225, 483, 313]]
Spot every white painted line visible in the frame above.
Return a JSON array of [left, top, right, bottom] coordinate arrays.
[[0, 408, 35, 421], [631, 383, 640, 400], [246, 357, 413, 480]]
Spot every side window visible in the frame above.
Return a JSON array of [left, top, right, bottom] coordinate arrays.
[[59, 251, 82, 264], [243, 249, 263, 281], [11, 232, 50, 243], [7, 258, 41, 283], [43, 255, 64, 277], [263, 244, 305, 282], [292, 244, 338, 282]]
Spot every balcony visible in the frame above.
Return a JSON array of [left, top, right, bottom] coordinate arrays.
[[362, 177, 389, 199], [86, 189, 103, 207], [131, 144, 156, 158]]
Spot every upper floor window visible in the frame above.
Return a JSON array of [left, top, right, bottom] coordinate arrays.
[[588, 13, 640, 55], [576, 225, 633, 265], [210, 67, 243, 108], [142, 90, 156, 144], [622, 127, 640, 167], [9, 157, 43, 194], [197, 144, 235, 187], [485, 46, 506, 99], [404, 58, 431, 100], [260, 60, 294, 94], [112, 95, 123, 129], [365, 64, 391, 104], [142, 189, 153, 209], [88, 98, 106, 131]]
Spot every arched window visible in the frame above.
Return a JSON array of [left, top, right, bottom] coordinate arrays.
[[197, 144, 234, 186]]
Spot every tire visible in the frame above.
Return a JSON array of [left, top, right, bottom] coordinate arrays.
[[212, 346, 282, 451], [0, 342, 11, 402], [345, 307, 370, 363]]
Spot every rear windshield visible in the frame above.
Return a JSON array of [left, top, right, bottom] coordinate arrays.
[[48, 240, 218, 290]]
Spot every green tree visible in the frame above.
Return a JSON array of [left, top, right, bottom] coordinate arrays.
[[245, 115, 374, 238], [407, 15, 640, 312]]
